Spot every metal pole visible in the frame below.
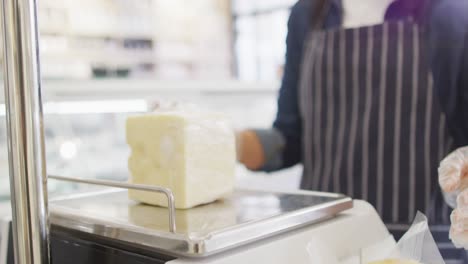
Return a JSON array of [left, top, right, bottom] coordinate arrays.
[[1, 0, 50, 262]]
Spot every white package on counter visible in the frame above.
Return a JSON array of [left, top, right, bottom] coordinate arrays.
[[306, 212, 444, 264]]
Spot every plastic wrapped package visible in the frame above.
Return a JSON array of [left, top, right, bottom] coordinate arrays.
[[307, 212, 444, 264]]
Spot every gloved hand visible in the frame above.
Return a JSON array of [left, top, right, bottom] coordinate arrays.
[[450, 189, 468, 248], [439, 147, 468, 195], [439, 146, 468, 249]]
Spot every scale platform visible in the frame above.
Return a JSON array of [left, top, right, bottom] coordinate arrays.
[[49, 189, 352, 258]]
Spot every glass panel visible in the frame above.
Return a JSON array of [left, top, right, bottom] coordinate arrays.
[[235, 9, 289, 81], [235, 16, 258, 81], [256, 10, 289, 81], [232, 0, 256, 15], [232, 0, 296, 15]]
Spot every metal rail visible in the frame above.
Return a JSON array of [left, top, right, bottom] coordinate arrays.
[[49, 175, 177, 233], [1, 0, 50, 262]]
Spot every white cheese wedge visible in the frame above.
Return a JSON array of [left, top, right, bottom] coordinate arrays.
[[126, 108, 235, 209]]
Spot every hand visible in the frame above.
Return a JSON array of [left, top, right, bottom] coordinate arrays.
[[235, 130, 265, 170]]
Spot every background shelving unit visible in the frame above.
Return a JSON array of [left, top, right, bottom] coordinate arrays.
[[0, 0, 234, 80], [39, 0, 156, 79]]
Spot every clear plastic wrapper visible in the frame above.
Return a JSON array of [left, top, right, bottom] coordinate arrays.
[[385, 212, 444, 264]]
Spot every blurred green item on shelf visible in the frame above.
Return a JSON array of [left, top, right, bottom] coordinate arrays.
[[92, 67, 109, 78], [116, 68, 130, 78], [92, 67, 131, 78]]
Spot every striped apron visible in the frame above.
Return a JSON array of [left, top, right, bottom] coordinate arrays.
[[299, 20, 466, 261]]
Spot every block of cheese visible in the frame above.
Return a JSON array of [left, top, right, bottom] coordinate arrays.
[[126, 106, 236, 209]]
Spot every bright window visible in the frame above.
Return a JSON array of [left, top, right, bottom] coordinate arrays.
[[232, 0, 296, 81]]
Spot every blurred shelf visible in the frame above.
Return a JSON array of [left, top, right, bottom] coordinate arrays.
[[0, 79, 279, 102], [232, 0, 296, 16], [41, 51, 155, 65], [40, 31, 154, 41]]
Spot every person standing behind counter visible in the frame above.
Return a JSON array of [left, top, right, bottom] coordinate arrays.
[[237, 0, 468, 261]]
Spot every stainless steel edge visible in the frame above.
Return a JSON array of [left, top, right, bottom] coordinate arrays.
[[201, 198, 353, 256], [49, 190, 353, 258], [49, 207, 190, 256], [1, 0, 50, 262], [239, 187, 349, 198]]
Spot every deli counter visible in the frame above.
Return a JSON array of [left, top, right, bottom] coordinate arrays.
[[0, 191, 391, 264], [0, 80, 393, 264]]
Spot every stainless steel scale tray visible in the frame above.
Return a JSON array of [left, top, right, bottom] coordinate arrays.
[[50, 189, 353, 258]]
